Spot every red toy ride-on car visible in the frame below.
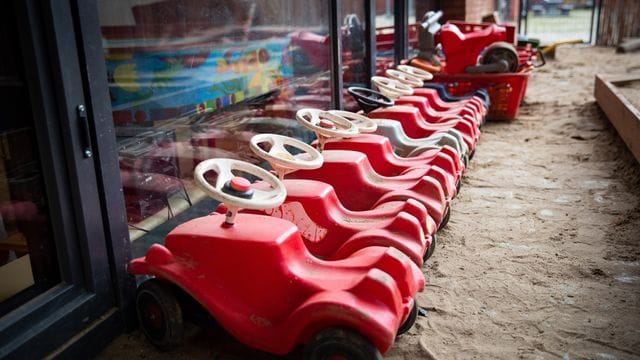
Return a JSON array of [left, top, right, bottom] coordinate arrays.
[[128, 159, 424, 359], [221, 133, 435, 266], [292, 109, 450, 229]]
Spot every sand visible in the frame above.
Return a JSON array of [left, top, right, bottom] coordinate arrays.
[[97, 46, 640, 360]]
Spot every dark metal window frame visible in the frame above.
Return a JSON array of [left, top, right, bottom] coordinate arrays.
[[330, 0, 344, 109], [0, 0, 130, 358], [395, 0, 409, 65], [365, 0, 377, 88], [331, 0, 409, 105]]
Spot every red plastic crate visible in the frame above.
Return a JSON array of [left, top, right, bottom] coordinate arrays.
[[432, 66, 533, 120], [443, 21, 517, 44]]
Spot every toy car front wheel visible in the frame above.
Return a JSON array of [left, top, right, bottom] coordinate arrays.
[[397, 300, 419, 336], [438, 208, 451, 231], [305, 328, 383, 360], [136, 278, 184, 350], [424, 233, 437, 262]]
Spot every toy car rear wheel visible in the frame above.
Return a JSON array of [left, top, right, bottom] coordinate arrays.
[[438, 207, 451, 231], [397, 300, 419, 336], [480, 41, 519, 73], [424, 233, 437, 262], [136, 279, 184, 350], [304, 328, 382, 360]]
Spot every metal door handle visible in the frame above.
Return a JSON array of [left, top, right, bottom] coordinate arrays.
[[77, 105, 93, 158]]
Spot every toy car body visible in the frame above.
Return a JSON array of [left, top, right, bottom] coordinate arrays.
[[436, 22, 509, 74], [219, 179, 434, 266], [321, 134, 461, 200], [368, 105, 478, 151], [128, 213, 424, 356], [371, 118, 469, 165], [346, 86, 478, 151], [393, 96, 481, 139], [422, 82, 490, 109], [411, 87, 487, 119], [396, 92, 484, 127], [287, 149, 449, 228]]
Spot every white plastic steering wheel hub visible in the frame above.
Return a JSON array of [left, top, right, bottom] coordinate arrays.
[[371, 76, 414, 99], [250, 133, 323, 179], [194, 158, 286, 224]]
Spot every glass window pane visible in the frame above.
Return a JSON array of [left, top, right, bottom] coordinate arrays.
[[341, 0, 368, 111], [375, 0, 395, 74], [409, 0, 440, 59], [0, 2, 59, 315], [97, 0, 331, 250]]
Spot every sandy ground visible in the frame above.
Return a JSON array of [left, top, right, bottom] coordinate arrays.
[[97, 46, 640, 359]]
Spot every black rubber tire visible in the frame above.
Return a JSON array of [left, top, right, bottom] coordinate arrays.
[[424, 233, 437, 262], [480, 41, 519, 73], [397, 300, 419, 336], [136, 279, 184, 350], [438, 207, 451, 231], [304, 328, 383, 360]]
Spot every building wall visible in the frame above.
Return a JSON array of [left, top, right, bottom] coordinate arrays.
[[597, 0, 640, 45], [465, 0, 496, 23], [441, 0, 467, 22]]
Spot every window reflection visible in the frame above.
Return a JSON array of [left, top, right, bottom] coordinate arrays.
[[341, 0, 367, 111], [375, 0, 395, 74], [0, 1, 58, 314], [97, 0, 330, 243]]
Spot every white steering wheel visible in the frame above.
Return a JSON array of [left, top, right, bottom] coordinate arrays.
[[250, 133, 323, 179], [296, 108, 359, 150], [327, 110, 377, 133], [194, 158, 286, 224], [397, 65, 434, 81], [371, 76, 414, 99], [385, 69, 423, 88]]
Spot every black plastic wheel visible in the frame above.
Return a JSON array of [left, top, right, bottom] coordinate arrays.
[[479, 41, 519, 73], [304, 328, 383, 360], [397, 300, 419, 336], [438, 207, 451, 231], [136, 278, 184, 350], [347, 86, 394, 113], [424, 233, 437, 262]]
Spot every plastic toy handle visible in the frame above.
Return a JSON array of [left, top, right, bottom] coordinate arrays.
[[533, 49, 546, 68], [249, 133, 323, 179], [194, 158, 286, 217]]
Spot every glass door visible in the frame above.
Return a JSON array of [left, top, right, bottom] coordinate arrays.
[[0, 0, 59, 318], [0, 0, 127, 357]]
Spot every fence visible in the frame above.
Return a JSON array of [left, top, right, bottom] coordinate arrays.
[[596, 0, 640, 46]]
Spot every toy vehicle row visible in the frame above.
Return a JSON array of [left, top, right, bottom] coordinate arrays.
[[126, 63, 490, 359]]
